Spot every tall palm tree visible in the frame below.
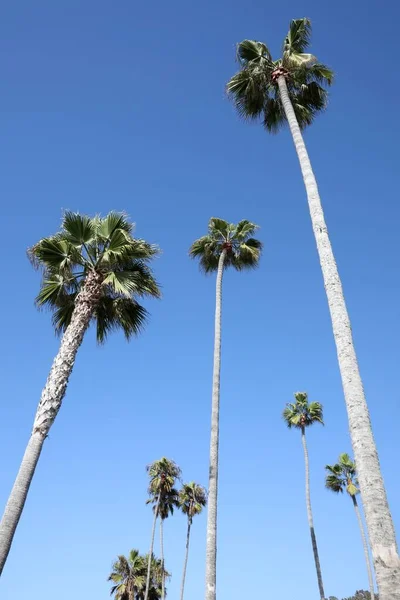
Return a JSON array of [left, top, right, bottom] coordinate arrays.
[[0, 212, 160, 575], [190, 218, 262, 600], [178, 482, 207, 600], [227, 18, 400, 597], [326, 454, 375, 600], [108, 550, 167, 600], [152, 488, 179, 600], [144, 458, 181, 600], [283, 392, 325, 599]]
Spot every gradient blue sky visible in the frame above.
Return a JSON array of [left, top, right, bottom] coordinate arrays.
[[1, 1, 399, 599]]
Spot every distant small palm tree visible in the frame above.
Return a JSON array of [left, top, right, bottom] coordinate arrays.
[[190, 217, 262, 600], [0, 211, 160, 574], [326, 454, 375, 600], [144, 458, 181, 600], [283, 392, 325, 599], [178, 482, 207, 600], [108, 549, 167, 600]]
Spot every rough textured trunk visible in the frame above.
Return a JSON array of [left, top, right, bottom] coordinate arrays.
[[353, 495, 375, 600], [144, 495, 160, 600], [160, 519, 165, 600], [180, 518, 192, 600], [205, 249, 226, 600], [301, 427, 325, 599], [0, 270, 102, 576], [277, 75, 400, 599]]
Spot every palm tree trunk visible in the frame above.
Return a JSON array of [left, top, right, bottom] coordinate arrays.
[[0, 270, 102, 576], [205, 249, 226, 600], [180, 518, 192, 600], [352, 495, 375, 600], [301, 427, 325, 599], [144, 495, 160, 600], [277, 74, 400, 599], [160, 519, 165, 600]]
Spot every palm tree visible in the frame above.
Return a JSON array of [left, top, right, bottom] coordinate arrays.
[[178, 482, 207, 600], [190, 218, 262, 600], [283, 392, 325, 599], [0, 212, 160, 575], [144, 458, 181, 600], [108, 550, 167, 600], [152, 488, 179, 600], [326, 454, 375, 600], [227, 18, 400, 596], [109, 549, 147, 600]]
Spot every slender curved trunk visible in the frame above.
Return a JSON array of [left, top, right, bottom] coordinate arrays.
[[205, 249, 226, 600], [277, 75, 400, 599], [0, 270, 102, 576], [144, 494, 160, 600], [160, 519, 165, 600], [180, 517, 192, 600], [352, 495, 375, 600], [301, 427, 325, 599]]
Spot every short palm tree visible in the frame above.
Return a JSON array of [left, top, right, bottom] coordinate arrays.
[[283, 392, 325, 599], [178, 482, 207, 600], [144, 458, 181, 600], [326, 454, 375, 600], [108, 550, 167, 600], [0, 212, 160, 575], [190, 218, 262, 600], [227, 19, 400, 595], [109, 549, 147, 600]]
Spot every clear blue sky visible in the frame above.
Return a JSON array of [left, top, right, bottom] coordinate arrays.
[[1, 1, 399, 599]]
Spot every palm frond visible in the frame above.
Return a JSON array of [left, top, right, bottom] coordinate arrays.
[[29, 236, 85, 274], [227, 69, 269, 121], [62, 211, 96, 247], [96, 211, 133, 240], [95, 297, 148, 344], [236, 39, 272, 65], [283, 18, 312, 55]]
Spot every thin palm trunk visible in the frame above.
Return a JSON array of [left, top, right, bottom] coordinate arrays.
[[352, 495, 375, 600], [205, 249, 226, 600], [144, 494, 160, 600], [301, 427, 325, 599], [277, 75, 400, 599], [0, 270, 102, 576], [180, 517, 192, 600], [160, 519, 165, 600]]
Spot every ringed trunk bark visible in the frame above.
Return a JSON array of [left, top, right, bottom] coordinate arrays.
[[301, 427, 325, 599], [0, 269, 102, 576], [277, 75, 400, 599], [205, 249, 226, 600], [180, 518, 192, 600], [144, 494, 160, 600], [352, 495, 375, 600]]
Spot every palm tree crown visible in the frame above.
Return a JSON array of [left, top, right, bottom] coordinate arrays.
[[283, 391, 324, 429], [189, 217, 262, 273], [146, 458, 181, 499], [108, 550, 166, 600], [179, 482, 207, 523], [227, 18, 334, 131], [325, 453, 359, 497], [29, 211, 160, 343]]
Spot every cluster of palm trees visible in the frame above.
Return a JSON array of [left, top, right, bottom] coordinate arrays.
[[283, 393, 376, 600], [108, 458, 206, 600], [0, 16, 399, 600]]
